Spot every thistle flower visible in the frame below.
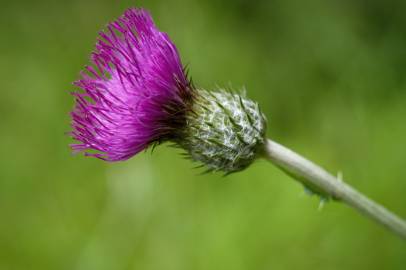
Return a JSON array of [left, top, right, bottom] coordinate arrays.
[[70, 7, 406, 239], [70, 7, 266, 172]]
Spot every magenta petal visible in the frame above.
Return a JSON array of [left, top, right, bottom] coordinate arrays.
[[70, 8, 193, 161]]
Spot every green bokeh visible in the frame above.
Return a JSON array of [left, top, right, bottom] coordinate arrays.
[[1, 0, 405, 269]]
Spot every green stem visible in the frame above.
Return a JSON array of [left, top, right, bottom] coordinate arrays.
[[264, 139, 406, 240]]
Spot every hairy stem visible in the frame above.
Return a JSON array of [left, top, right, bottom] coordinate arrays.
[[263, 139, 406, 240]]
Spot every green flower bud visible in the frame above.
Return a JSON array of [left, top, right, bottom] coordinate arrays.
[[178, 89, 267, 174]]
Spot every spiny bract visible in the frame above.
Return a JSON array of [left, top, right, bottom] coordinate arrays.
[[178, 89, 267, 173]]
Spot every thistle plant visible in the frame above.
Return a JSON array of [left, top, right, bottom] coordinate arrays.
[[70, 8, 406, 239]]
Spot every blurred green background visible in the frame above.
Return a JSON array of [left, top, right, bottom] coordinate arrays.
[[1, 0, 405, 269]]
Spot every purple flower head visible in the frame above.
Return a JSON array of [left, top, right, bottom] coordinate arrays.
[[71, 8, 194, 161]]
